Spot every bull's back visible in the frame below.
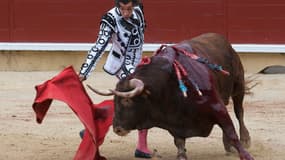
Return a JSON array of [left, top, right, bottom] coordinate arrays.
[[183, 33, 244, 104], [187, 33, 235, 66]]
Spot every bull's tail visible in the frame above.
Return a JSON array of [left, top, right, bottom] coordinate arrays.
[[244, 74, 260, 95]]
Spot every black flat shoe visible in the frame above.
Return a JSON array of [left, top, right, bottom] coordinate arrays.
[[134, 149, 152, 158], [79, 129, 85, 139]]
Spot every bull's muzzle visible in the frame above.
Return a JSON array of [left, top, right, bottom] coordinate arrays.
[[113, 126, 130, 136]]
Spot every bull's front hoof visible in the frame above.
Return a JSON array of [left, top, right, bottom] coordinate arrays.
[[224, 143, 237, 154], [134, 149, 152, 158], [225, 146, 238, 156]]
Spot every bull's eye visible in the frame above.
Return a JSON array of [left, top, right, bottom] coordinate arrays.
[[121, 98, 133, 107]]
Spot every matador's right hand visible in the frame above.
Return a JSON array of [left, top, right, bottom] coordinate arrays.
[[78, 74, 86, 82]]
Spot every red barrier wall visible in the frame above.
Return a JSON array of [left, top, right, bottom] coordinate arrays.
[[1, 0, 285, 44], [0, 0, 10, 41]]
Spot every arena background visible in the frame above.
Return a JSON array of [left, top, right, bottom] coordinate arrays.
[[0, 0, 285, 72]]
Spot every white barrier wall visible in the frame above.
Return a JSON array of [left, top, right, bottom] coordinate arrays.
[[1, 43, 285, 73]]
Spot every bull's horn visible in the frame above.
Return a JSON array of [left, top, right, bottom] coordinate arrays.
[[86, 84, 114, 96], [111, 78, 144, 98]]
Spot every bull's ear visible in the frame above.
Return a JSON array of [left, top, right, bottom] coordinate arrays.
[[121, 98, 133, 107]]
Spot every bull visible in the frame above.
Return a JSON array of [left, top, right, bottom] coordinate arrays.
[[88, 33, 254, 160]]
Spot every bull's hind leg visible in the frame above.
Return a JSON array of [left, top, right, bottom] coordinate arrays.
[[174, 137, 187, 160], [232, 83, 251, 148]]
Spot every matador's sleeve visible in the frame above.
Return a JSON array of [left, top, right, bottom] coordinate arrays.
[[79, 14, 116, 79]]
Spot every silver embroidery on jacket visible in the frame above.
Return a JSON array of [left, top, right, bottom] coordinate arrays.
[[80, 6, 145, 79]]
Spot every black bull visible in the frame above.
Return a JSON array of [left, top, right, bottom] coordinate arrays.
[[88, 33, 254, 160]]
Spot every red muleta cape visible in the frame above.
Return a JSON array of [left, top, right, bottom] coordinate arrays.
[[32, 66, 114, 160]]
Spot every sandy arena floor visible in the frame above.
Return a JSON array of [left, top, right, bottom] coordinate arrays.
[[0, 70, 284, 160]]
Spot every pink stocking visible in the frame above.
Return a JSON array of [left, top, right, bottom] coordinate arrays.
[[136, 129, 151, 154]]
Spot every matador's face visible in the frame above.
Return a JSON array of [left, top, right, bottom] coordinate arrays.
[[118, 2, 134, 20]]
